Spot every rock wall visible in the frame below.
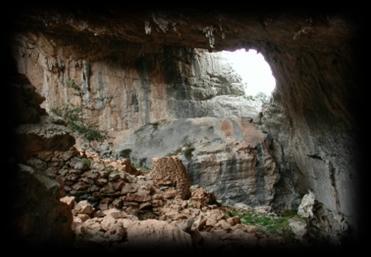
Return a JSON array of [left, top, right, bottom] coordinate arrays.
[[116, 117, 279, 206], [14, 33, 255, 135], [13, 32, 273, 207], [259, 44, 359, 241], [12, 75, 74, 246]]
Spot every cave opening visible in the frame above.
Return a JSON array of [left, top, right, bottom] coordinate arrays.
[[190, 47, 277, 114], [219, 48, 276, 98]]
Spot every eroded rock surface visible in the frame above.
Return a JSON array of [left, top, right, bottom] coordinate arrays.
[[14, 164, 74, 245], [116, 117, 279, 206], [12, 76, 74, 246]]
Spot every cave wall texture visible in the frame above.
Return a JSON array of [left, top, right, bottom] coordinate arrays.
[[9, 8, 365, 242]]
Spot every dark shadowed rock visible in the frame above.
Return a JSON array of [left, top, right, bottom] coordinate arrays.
[[12, 164, 74, 245]]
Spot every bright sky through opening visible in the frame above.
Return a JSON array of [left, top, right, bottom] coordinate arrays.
[[221, 49, 276, 96]]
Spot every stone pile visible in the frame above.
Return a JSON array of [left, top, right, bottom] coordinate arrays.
[[25, 148, 290, 248], [62, 183, 286, 248], [26, 148, 148, 215]]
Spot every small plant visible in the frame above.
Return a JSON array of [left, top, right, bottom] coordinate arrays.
[[182, 143, 195, 160], [226, 209, 301, 236], [242, 93, 270, 104], [80, 158, 91, 170], [51, 105, 106, 142], [96, 95, 114, 103], [65, 79, 81, 92], [243, 95, 255, 101], [254, 92, 269, 104], [281, 209, 298, 217]]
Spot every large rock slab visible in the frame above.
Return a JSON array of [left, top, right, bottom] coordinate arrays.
[[125, 219, 192, 248], [12, 164, 74, 245], [16, 118, 75, 160], [116, 117, 279, 206]]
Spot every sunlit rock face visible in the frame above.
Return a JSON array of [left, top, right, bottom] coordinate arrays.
[[15, 37, 259, 133], [12, 9, 361, 242]]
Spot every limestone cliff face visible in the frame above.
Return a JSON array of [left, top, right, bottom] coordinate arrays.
[[14, 32, 273, 208], [14, 34, 253, 134], [260, 47, 359, 241], [12, 9, 361, 242]]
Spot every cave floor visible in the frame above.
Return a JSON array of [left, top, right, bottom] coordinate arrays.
[[42, 146, 308, 249]]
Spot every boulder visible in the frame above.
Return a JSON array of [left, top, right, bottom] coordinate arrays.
[[125, 191, 151, 202], [96, 178, 108, 186], [74, 200, 95, 216], [191, 215, 207, 231], [74, 159, 91, 171], [226, 216, 241, 226], [233, 202, 253, 211], [77, 213, 90, 222], [121, 183, 138, 194], [26, 158, 47, 171], [297, 191, 315, 218], [121, 159, 140, 176], [12, 164, 74, 245], [288, 218, 307, 240], [126, 219, 192, 248], [99, 198, 112, 211], [16, 121, 75, 161], [191, 187, 216, 208], [60, 196, 76, 208]]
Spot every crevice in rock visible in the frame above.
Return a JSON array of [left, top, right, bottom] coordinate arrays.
[[307, 154, 323, 160]]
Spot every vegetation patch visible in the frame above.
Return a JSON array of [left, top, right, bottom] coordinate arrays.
[[226, 208, 302, 236], [81, 158, 91, 169], [51, 105, 106, 142], [182, 143, 195, 160], [96, 95, 114, 104], [242, 92, 269, 103], [65, 79, 81, 93]]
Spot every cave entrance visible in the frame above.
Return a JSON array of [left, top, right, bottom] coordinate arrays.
[[219, 48, 276, 105]]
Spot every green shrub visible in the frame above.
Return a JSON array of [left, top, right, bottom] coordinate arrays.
[[51, 105, 106, 142], [226, 209, 300, 235], [65, 79, 81, 92], [96, 95, 114, 103], [182, 144, 195, 160], [81, 158, 91, 169]]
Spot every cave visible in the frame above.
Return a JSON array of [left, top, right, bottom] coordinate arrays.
[[4, 7, 367, 252]]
